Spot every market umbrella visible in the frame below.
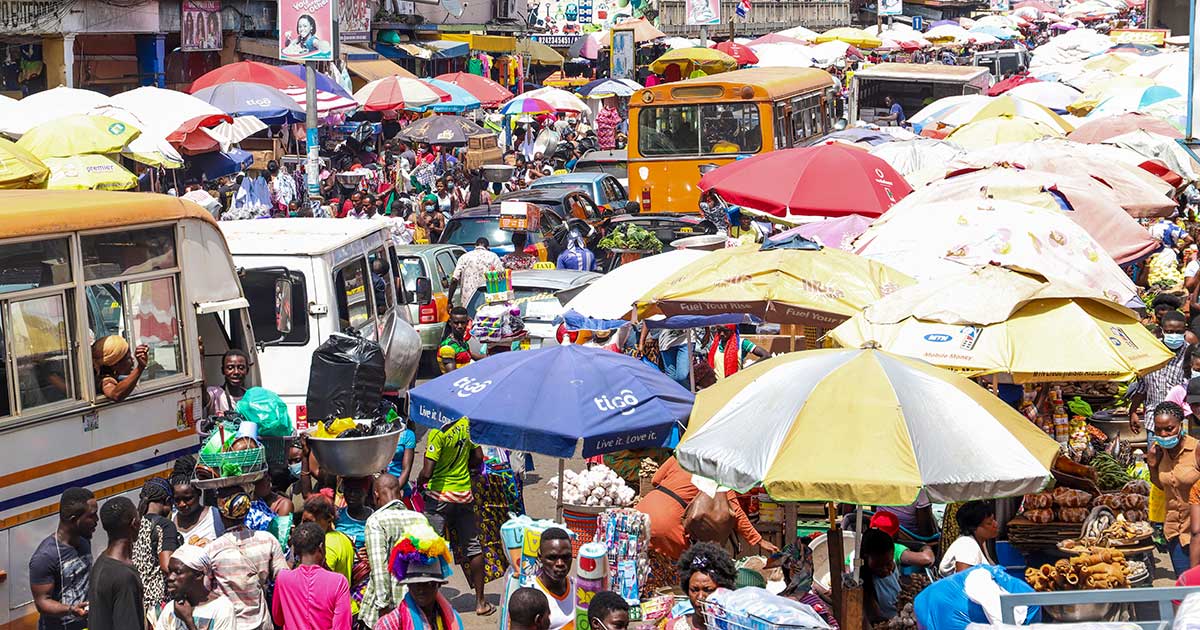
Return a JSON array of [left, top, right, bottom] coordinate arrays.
[[986, 74, 1040, 96], [598, 18, 667, 44], [815, 27, 882, 49], [409, 344, 693, 458], [0, 137, 49, 189], [970, 24, 1019, 40], [0, 86, 113, 137], [748, 43, 815, 68], [869, 138, 965, 177], [499, 96, 557, 115], [811, 128, 902, 147], [675, 346, 1060, 503], [1068, 112, 1182, 143], [399, 115, 489, 146], [189, 60, 302, 93], [436, 72, 513, 107], [854, 198, 1141, 307], [650, 48, 738, 75], [768, 215, 873, 251], [413, 78, 481, 113], [634, 243, 917, 327], [1105, 129, 1200, 182], [711, 41, 759, 65], [203, 116, 269, 152], [776, 25, 819, 41], [110, 86, 231, 139], [517, 38, 565, 66], [908, 95, 990, 132], [185, 148, 254, 181], [829, 265, 1172, 382], [280, 86, 360, 117], [1004, 81, 1083, 111], [522, 87, 591, 114], [944, 115, 1062, 149], [17, 115, 140, 159], [947, 95, 1075, 133], [87, 105, 184, 168], [280, 64, 355, 99], [166, 114, 231, 156], [578, 78, 643, 99], [924, 24, 972, 43], [698, 142, 913, 220], [191, 82, 305, 125], [748, 33, 809, 46], [1088, 85, 1181, 118], [559, 249, 710, 330], [43, 155, 136, 191], [568, 32, 605, 60], [1066, 75, 1156, 115], [353, 76, 444, 112]]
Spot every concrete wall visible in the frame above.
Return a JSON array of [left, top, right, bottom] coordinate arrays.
[[413, 0, 529, 26]]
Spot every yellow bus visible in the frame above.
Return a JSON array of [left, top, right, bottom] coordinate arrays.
[[627, 67, 840, 214]]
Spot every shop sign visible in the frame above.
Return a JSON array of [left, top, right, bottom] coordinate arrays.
[[0, 0, 64, 33], [181, 0, 223, 52], [685, 0, 720, 25], [279, 0, 335, 61], [1109, 28, 1167, 45], [987, 0, 1009, 11], [879, 0, 902, 17], [532, 34, 583, 47], [340, 0, 372, 43]]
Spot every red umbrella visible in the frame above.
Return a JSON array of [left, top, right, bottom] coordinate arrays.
[[436, 72, 513, 107], [986, 74, 1039, 96], [711, 41, 759, 65], [1068, 112, 1183, 143], [699, 142, 913, 219], [166, 113, 232, 155], [189, 61, 303, 93]]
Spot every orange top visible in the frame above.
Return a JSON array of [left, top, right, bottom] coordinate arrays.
[[0, 190, 216, 240], [635, 456, 763, 559]]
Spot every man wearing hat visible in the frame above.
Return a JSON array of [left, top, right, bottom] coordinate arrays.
[[375, 524, 464, 630], [868, 511, 935, 571]]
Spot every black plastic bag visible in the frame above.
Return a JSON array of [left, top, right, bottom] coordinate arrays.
[[306, 332, 386, 421]]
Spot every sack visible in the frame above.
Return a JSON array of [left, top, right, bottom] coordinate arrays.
[[684, 491, 736, 544], [915, 565, 1040, 630], [236, 387, 293, 437], [691, 355, 717, 389], [307, 332, 386, 422]]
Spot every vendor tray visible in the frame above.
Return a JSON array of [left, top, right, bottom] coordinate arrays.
[[1007, 517, 1082, 550]]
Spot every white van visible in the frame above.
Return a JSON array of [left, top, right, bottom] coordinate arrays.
[[218, 219, 422, 426]]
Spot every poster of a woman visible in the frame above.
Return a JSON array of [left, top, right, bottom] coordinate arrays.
[[279, 0, 334, 61]]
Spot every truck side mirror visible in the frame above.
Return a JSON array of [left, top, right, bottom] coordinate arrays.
[[275, 277, 293, 335], [415, 277, 433, 304]]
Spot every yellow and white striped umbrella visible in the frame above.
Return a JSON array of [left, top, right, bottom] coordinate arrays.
[[676, 347, 1060, 505]]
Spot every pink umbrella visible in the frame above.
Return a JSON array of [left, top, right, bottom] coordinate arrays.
[[773, 215, 874, 250], [748, 33, 810, 46], [353, 77, 445, 112]]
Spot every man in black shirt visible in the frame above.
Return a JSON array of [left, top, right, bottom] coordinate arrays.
[[29, 487, 98, 630], [87, 497, 144, 630]]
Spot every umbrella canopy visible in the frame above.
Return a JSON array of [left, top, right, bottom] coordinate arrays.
[[568, 32, 605, 59], [437, 72, 513, 106], [896, 166, 1159, 264], [909, 95, 990, 132], [189, 61, 302, 93], [185, 148, 254, 181], [559, 249, 710, 330], [0, 87, 113, 137], [650, 47, 738, 75], [0, 137, 49, 189], [634, 244, 916, 327], [1004, 81, 1082, 111], [953, 95, 1074, 133], [399, 115, 489, 146], [712, 41, 759, 65], [17, 115, 140, 159], [192, 82, 305, 125], [869, 138, 965, 177], [517, 39, 565, 66], [749, 42, 815, 68], [579, 78, 643, 99], [986, 74, 1040, 96], [925, 24, 972, 43], [749, 33, 809, 46], [280, 86, 359, 117], [353, 76, 443, 112], [522, 86, 591, 114], [676, 347, 1059, 503], [499, 96, 557, 115], [279, 64, 355, 99], [769, 215, 874, 251], [815, 27, 882, 49], [812, 128, 902, 147], [829, 265, 1172, 382], [44, 155, 136, 191], [87, 105, 184, 168], [1088, 85, 1181, 118], [203, 116, 269, 152], [1106, 129, 1200, 182], [110, 86, 231, 140], [409, 344, 693, 458], [855, 198, 1140, 307], [945, 115, 1063, 149], [1068, 112, 1182, 143], [698, 143, 913, 220], [413, 78, 481, 113], [1066, 75, 1156, 115], [777, 25, 819, 41], [598, 18, 667, 44]]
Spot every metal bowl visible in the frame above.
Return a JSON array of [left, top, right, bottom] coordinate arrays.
[[671, 234, 727, 251], [306, 428, 402, 478], [1042, 602, 1117, 622], [482, 164, 515, 183]]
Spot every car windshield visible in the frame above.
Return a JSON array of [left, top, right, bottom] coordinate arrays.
[[532, 182, 591, 196], [466, 288, 561, 319], [442, 218, 513, 248], [397, 256, 425, 293], [575, 161, 627, 178]]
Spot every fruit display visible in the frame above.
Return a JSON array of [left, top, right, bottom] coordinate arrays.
[[548, 465, 637, 507], [1025, 549, 1131, 591]]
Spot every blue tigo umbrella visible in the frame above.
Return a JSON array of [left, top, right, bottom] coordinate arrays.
[[192, 82, 305, 125], [280, 65, 354, 99], [409, 344, 694, 457], [411, 78, 481, 113]]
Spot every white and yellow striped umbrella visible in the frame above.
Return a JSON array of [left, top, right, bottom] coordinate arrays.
[[676, 347, 1060, 505]]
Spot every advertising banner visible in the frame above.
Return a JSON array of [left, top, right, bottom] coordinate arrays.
[[610, 28, 635, 79], [340, 0, 373, 43], [182, 0, 222, 52], [279, 0, 334, 62], [685, 0, 720, 25]]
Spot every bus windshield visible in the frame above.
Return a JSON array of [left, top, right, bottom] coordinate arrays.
[[637, 103, 762, 157]]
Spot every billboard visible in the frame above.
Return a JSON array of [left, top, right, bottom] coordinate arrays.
[[181, 0, 222, 52], [528, 0, 652, 35], [340, 0, 373, 43], [987, 0, 1009, 11], [685, 0, 720, 25], [879, 0, 902, 16], [279, 0, 334, 62], [611, 28, 635, 79]]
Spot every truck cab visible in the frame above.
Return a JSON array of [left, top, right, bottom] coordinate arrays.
[[850, 63, 992, 124]]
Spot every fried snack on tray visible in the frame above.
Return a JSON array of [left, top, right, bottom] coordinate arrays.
[[1026, 549, 1130, 591]]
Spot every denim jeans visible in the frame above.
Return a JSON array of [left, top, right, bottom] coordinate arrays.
[[660, 345, 691, 389], [1169, 538, 1191, 577]]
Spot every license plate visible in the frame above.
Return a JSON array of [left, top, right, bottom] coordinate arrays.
[[679, 227, 693, 233]]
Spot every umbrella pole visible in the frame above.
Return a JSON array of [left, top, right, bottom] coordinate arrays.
[[852, 505, 863, 583], [827, 503, 845, 623], [688, 334, 696, 393], [557, 458, 565, 521]]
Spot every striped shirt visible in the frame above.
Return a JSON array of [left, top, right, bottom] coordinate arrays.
[[208, 528, 286, 630], [358, 502, 432, 628]]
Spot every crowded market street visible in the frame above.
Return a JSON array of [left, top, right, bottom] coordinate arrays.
[[11, 0, 1200, 628]]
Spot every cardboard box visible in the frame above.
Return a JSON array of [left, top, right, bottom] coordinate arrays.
[[498, 201, 542, 232], [466, 134, 503, 170]]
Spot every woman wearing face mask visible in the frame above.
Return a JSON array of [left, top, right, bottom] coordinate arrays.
[[1148, 401, 1200, 576], [1129, 310, 1193, 434]]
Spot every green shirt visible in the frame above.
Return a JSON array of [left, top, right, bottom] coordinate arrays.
[[426, 417, 476, 493], [325, 529, 358, 614], [893, 543, 906, 565]]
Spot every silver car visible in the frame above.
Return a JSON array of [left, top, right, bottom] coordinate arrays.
[[466, 269, 601, 349], [394, 243, 465, 354]]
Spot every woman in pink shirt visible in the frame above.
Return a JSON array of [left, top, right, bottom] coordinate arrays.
[[272, 522, 352, 630]]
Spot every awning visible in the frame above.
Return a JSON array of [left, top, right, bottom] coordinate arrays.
[[422, 39, 470, 58], [235, 37, 280, 60], [349, 57, 417, 80], [441, 33, 517, 53], [374, 40, 468, 60]]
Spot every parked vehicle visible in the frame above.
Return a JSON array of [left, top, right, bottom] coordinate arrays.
[[465, 269, 602, 349], [529, 172, 633, 214], [850, 63, 990, 124], [394, 244, 465, 356], [440, 204, 588, 256], [973, 49, 1031, 79], [496, 188, 611, 227], [572, 149, 629, 187]]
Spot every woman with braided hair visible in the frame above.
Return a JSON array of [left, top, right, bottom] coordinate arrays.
[[134, 477, 182, 624], [1148, 400, 1200, 576], [170, 457, 225, 548], [664, 543, 736, 630]]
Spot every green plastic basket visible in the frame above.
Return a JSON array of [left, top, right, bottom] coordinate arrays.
[[199, 447, 266, 472]]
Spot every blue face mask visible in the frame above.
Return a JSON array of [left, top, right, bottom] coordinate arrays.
[[1154, 427, 1187, 449], [1164, 333, 1186, 350], [288, 462, 302, 478]]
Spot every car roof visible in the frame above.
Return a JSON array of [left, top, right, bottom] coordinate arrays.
[[475, 269, 601, 289], [449, 203, 565, 220], [530, 173, 609, 186], [577, 149, 626, 162], [395, 244, 463, 256], [496, 188, 576, 203], [609, 212, 700, 223], [219, 218, 390, 255]]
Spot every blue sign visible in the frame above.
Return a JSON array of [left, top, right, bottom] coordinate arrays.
[[912, 15, 924, 31], [923, 333, 952, 343]]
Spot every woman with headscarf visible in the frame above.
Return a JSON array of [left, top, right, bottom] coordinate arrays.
[[208, 488, 287, 629], [92, 335, 149, 402], [153, 545, 236, 630], [555, 229, 597, 271], [705, 325, 768, 380], [135, 478, 182, 625]]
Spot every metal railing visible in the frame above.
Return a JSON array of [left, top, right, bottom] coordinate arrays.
[[999, 586, 1200, 629], [656, 0, 852, 35]]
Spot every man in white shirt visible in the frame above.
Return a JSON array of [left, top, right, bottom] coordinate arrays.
[[448, 238, 502, 308]]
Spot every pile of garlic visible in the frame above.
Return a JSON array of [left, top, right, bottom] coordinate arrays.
[[548, 465, 637, 507]]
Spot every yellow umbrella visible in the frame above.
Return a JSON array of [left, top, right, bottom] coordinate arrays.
[[815, 27, 883, 49], [1067, 75, 1155, 116], [829, 265, 1172, 382], [0, 137, 49, 189], [968, 95, 1074, 133], [17, 115, 140, 159], [1082, 53, 1138, 73], [44, 155, 137, 191], [675, 346, 1060, 503], [635, 244, 916, 326], [649, 47, 737, 75], [517, 39, 565, 66], [945, 115, 1061, 150], [599, 18, 667, 44]]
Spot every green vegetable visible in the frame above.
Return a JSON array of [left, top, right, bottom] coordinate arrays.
[[1092, 453, 1131, 491], [599, 224, 663, 253]]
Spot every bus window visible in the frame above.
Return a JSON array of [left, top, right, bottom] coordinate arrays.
[[637, 103, 762, 157], [10, 293, 74, 411], [125, 276, 183, 382], [0, 238, 71, 294], [81, 226, 176, 280], [86, 284, 124, 341], [791, 94, 825, 144], [334, 259, 373, 331], [0, 315, 7, 417]]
